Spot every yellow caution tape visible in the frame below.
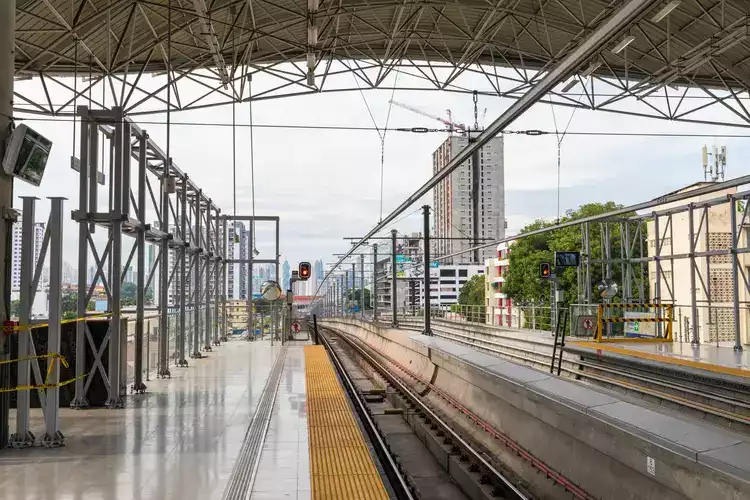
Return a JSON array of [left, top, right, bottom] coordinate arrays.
[[0, 352, 89, 393], [2, 313, 113, 333]]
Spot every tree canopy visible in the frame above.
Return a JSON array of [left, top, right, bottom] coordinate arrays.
[[503, 202, 648, 307], [458, 274, 485, 307]]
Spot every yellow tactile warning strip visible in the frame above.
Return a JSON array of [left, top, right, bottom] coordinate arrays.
[[304, 345, 389, 500], [572, 341, 750, 379]]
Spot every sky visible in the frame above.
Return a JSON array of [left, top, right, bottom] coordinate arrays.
[[11, 66, 750, 277]]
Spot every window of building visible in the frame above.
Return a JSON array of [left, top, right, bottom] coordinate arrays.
[[440, 269, 456, 277], [458, 269, 468, 277]]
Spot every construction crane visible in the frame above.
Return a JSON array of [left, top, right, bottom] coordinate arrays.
[[389, 100, 467, 135]]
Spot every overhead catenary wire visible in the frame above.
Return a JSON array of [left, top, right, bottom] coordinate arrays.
[[8, 113, 750, 139]]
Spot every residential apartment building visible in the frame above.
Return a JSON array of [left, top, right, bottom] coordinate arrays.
[[432, 135, 505, 265], [485, 243, 513, 325], [425, 264, 485, 308], [11, 216, 45, 291], [227, 222, 248, 299]]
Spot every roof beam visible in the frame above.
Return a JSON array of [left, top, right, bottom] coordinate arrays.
[[320, 0, 661, 289], [191, 0, 230, 88]]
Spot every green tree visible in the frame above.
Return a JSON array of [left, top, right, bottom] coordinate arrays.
[[61, 293, 95, 320], [503, 202, 648, 308], [347, 289, 372, 310], [456, 275, 486, 323], [458, 275, 485, 306], [10, 300, 19, 319]]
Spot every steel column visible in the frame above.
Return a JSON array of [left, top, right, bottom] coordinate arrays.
[[134, 130, 147, 391], [12, 197, 37, 444], [248, 222, 253, 340], [360, 253, 365, 319], [204, 205, 212, 351], [372, 244, 378, 321], [157, 155, 171, 378], [0, 0, 14, 446], [391, 230, 398, 326], [43, 197, 65, 445], [72, 111, 90, 409], [106, 108, 125, 407], [653, 212, 663, 338], [423, 205, 432, 335], [177, 175, 188, 365], [221, 217, 228, 341], [214, 209, 221, 345], [194, 190, 202, 357], [688, 204, 699, 345], [730, 196, 743, 351]]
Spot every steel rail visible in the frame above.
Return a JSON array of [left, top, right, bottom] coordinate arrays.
[[320, 326, 532, 500], [318, 331, 416, 500]]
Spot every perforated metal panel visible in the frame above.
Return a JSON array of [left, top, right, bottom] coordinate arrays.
[[709, 232, 732, 264], [707, 307, 736, 343], [709, 268, 734, 302]]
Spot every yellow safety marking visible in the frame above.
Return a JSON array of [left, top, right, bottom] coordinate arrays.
[[572, 341, 750, 379], [2, 313, 113, 333], [305, 345, 389, 500]]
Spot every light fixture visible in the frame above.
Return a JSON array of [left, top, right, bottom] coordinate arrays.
[[580, 60, 603, 78], [612, 35, 636, 55], [561, 79, 579, 93], [651, 1, 681, 23]]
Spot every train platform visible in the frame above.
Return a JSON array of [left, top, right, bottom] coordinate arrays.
[[0, 339, 389, 500], [567, 340, 750, 385]]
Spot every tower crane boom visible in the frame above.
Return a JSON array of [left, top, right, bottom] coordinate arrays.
[[389, 100, 466, 134]]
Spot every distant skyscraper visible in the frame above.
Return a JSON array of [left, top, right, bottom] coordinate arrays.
[[282, 260, 291, 290], [315, 259, 324, 281], [432, 135, 505, 264], [11, 215, 45, 291], [228, 223, 248, 299]]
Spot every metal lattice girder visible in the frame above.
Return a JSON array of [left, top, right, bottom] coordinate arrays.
[[10, 0, 750, 127]]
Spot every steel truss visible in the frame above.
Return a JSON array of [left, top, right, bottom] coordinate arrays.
[[582, 186, 750, 350], [10, 196, 66, 448], [221, 215, 280, 342], [10, 0, 750, 128], [71, 105, 223, 409]]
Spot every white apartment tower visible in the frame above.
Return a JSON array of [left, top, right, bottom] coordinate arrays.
[[11, 217, 46, 291], [432, 135, 505, 264]]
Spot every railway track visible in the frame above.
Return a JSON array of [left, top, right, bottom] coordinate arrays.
[[398, 318, 750, 435], [318, 324, 596, 500]]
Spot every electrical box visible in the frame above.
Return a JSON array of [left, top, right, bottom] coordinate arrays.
[[164, 176, 177, 194], [555, 290, 565, 303], [2, 124, 52, 187]]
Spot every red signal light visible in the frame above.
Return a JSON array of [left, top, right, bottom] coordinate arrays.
[[540, 262, 551, 279], [299, 262, 311, 280]]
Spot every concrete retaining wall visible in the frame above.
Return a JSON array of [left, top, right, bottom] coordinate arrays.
[[323, 318, 750, 500]]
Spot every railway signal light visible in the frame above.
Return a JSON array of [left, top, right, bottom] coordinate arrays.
[[299, 262, 311, 280], [540, 262, 551, 279]]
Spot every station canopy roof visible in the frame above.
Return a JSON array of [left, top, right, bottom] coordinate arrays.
[[12, 0, 750, 122]]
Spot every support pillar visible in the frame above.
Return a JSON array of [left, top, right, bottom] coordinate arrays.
[[0, 0, 15, 448], [43, 197, 65, 446], [177, 175, 188, 366], [106, 108, 125, 406], [391, 230, 398, 326], [193, 190, 203, 357], [12, 197, 37, 445], [71, 108, 90, 409], [688, 204, 699, 346], [214, 209, 221, 345], [157, 156, 171, 378], [360, 253, 365, 319], [422, 205, 432, 335], [730, 196, 743, 351], [133, 130, 147, 392], [221, 217, 228, 341], [248, 222, 254, 341], [372, 244, 378, 321], [204, 204, 212, 351]]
